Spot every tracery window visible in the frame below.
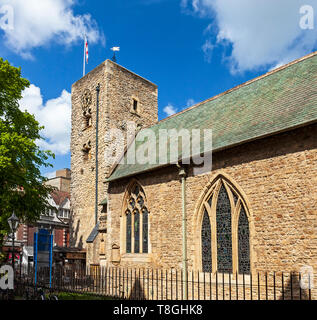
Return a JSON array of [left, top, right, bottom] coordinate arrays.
[[125, 183, 149, 254], [201, 177, 251, 274], [201, 209, 212, 272]]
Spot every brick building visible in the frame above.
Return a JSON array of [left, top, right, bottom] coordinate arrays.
[[70, 52, 317, 285], [10, 170, 72, 267]]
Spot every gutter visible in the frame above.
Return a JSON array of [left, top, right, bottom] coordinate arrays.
[[177, 163, 188, 300], [95, 84, 100, 225]]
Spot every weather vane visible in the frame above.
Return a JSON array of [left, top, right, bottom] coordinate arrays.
[[110, 47, 120, 63]]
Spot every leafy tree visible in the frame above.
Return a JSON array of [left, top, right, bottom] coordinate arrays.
[[0, 58, 55, 250]]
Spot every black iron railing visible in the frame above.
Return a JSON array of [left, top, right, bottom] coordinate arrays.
[[5, 265, 314, 300]]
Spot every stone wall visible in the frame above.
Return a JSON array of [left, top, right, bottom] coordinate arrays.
[[107, 123, 317, 277], [70, 60, 158, 265]]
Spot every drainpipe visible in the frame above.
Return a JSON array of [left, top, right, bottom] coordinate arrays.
[[95, 84, 100, 225], [177, 163, 188, 299]]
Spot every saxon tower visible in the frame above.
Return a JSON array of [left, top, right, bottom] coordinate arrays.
[[70, 60, 158, 267]]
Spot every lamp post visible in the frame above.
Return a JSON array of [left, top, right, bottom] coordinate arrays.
[[8, 213, 20, 272]]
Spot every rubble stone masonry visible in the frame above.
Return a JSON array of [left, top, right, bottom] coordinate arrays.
[[70, 60, 158, 265], [107, 123, 317, 275]]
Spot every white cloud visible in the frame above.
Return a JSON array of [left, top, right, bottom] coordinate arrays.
[[19, 84, 71, 155], [45, 171, 57, 179], [163, 103, 177, 117], [0, 0, 104, 58], [186, 98, 196, 107], [182, 0, 317, 73], [202, 39, 214, 63]]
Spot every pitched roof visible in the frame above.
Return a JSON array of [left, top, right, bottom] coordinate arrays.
[[86, 222, 100, 243], [107, 51, 317, 182], [51, 190, 70, 206], [99, 197, 108, 205]]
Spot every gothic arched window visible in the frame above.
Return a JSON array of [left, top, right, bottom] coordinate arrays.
[[201, 177, 251, 274], [238, 206, 250, 274], [216, 184, 233, 273], [201, 209, 212, 272], [125, 183, 149, 254]]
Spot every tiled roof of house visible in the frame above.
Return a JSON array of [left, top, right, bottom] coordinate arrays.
[[107, 51, 317, 182], [51, 190, 70, 206]]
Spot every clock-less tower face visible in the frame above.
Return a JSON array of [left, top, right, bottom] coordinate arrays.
[[81, 89, 92, 112], [70, 60, 158, 265]]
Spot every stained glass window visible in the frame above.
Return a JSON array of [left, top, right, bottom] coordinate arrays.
[[126, 183, 150, 254], [232, 192, 239, 206], [201, 209, 212, 272], [142, 208, 148, 253], [137, 196, 144, 207], [238, 205, 250, 274], [216, 184, 232, 273], [134, 210, 140, 253], [133, 185, 140, 196], [126, 210, 131, 253], [201, 179, 251, 274]]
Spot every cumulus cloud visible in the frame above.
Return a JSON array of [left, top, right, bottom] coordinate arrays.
[[19, 84, 71, 155], [163, 104, 177, 117], [0, 0, 104, 58], [182, 0, 317, 73]]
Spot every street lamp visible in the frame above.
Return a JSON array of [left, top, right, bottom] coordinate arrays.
[[8, 213, 19, 271]]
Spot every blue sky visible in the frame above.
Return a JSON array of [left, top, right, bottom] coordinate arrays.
[[1, 0, 316, 177]]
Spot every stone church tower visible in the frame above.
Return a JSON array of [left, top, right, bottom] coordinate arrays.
[[70, 60, 158, 267]]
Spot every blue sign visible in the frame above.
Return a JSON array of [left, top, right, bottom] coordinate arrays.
[[38, 229, 50, 252], [33, 229, 53, 287]]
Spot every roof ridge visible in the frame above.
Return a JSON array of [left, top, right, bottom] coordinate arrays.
[[156, 50, 317, 125]]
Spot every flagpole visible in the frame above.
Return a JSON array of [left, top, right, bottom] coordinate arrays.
[[83, 34, 86, 77]]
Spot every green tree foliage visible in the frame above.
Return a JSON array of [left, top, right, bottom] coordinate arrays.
[[0, 58, 55, 247]]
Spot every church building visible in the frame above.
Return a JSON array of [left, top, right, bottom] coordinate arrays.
[[70, 51, 317, 280]]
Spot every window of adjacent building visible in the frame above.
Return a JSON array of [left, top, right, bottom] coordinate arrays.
[[125, 183, 149, 254], [48, 208, 55, 217], [58, 209, 70, 219], [201, 177, 251, 274]]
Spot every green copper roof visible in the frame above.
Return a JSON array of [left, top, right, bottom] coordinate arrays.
[[107, 52, 317, 182]]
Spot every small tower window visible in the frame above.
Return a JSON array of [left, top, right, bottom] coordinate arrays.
[[82, 141, 92, 161], [131, 97, 140, 115], [83, 109, 92, 129], [133, 99, 138, 112]]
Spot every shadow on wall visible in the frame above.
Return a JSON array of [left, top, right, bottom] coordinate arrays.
[[278, 272, 310, 300], [69, 215, 83, 250], [128, 277, 146, 300]]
